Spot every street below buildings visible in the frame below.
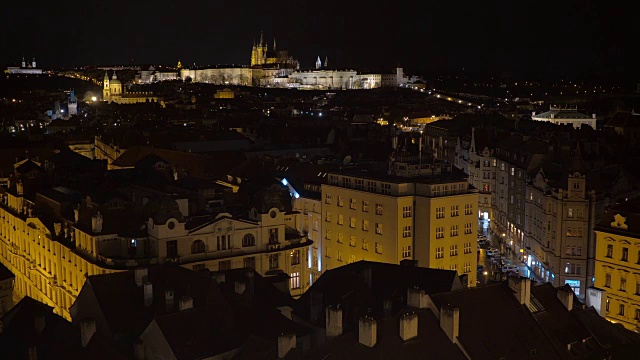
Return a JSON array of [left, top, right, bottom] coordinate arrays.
[[476, 219, 544, 287]]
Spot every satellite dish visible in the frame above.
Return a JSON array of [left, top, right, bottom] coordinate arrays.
[[343, 155, 352, 165]]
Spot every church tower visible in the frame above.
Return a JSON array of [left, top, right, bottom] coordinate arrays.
[[32, 57, 36, 68], [21, 56, 26, 68], [103, 72, 110, 101], [316, 56, 322, 69], [68, 89, 78, 116]]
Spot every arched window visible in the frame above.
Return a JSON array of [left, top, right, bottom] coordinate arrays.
[[242, 233, 256, 247], [191, 240, 205, 254]]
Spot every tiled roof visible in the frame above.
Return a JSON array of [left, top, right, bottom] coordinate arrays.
[[284, 309, 467, 360], [530, 284, 607, 358], [295, 261, 461, 328], [534, 109, 592, 120], [430, 283, 563, 359]]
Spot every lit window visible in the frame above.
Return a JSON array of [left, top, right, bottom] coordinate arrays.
[[450, 205, 459, 217], [375, 223, 383, 235], [291, 250, 300, 266], [450, 225, 459, 237], [402, 226, 412, 238], [402, 206, 413, 218], [350, 198, 357, 210], [435, 247, 444, 259], [450, 244, 458, 256], [402, 246, 411, 258], [362, 201, 369, 212], [290, 272, 300, 289], [436, 227, 444, 239], [350, 217, 356, 228], [375, 242, 382, 254], [362, 220, 369, 231]]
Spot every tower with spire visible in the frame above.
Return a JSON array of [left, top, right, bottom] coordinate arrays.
[[68, 89, 78, 116], [251, 31, 269, 66], [316, 56, 322, 70], [103, 72, 110, 100]]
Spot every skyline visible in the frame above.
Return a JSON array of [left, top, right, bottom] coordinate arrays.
[[0, 1, 637, 80]]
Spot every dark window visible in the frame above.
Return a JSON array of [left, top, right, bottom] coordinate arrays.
[[166, 240, 177, 258], [242, 233, 256, 247], [191, 240, 205, 254]]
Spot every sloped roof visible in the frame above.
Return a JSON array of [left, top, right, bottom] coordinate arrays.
[[153, 306, 243, 360], [242, 308, 467, 360], [0, 297, 124, 359], [530, 284, 607, 358], [430, 283, 562, 359], [595, 197, 640, 238], [85, 265, 221, 336], [295, 261, 461, 329], [112, 146, 245, 179], [534, 109, 592, 120]]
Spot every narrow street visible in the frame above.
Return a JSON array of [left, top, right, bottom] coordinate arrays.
[[476, 220, 544, 286]]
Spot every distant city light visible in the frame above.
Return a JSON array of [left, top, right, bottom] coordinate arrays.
[[91, 96, 97, 102]]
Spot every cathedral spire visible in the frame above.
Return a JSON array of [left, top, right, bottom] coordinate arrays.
[[324, 56, 328, 68], [273, 37, 277, 51], [260, 30, 264, 46], [316, 56, 322, 70]]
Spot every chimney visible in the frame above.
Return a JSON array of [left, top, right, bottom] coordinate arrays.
[[235, 281, 246, 295], [144, 282, 153, 307], [407, 288, 427, 309], [135, 268, 148, 287], [28, 345, 37, 360], [134, 339, 145, 360], [325, 306, 343, 337], [178, 296, 193, 311], [245, 269, 255, 296], [309, 291, 323, 322], [277, 333, 296, 359], [557, 288, 574, 311], [358, 316, 377, 347], [213, 273, 226, 284], [399, 312, 418, 341], [508, 277, 531, 308], [34, 311, 45, 334], [440, 305, 459, 343], [80, 318, 96, 347], [164, 289, 175, 312]]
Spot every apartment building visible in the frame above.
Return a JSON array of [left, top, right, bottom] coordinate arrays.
[[491, 135, 549, 255], [321, 156, 478, 286], [456, 127, 496, 221], [524, 168, 595, 298], [594, 199, 640, 331], [0, 156, 312, 320]]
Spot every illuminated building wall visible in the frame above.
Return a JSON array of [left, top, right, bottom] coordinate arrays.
[[0, 186, 312, 320], [320, 159, 478, 287], [594, 202, 640, 331]]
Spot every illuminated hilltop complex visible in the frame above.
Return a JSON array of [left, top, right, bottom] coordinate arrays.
[[136, 33, 409, 90]]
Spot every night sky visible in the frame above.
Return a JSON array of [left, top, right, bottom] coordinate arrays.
[[0, 0, 636, 80]]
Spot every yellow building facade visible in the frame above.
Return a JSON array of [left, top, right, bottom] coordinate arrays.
[[0, 190, 120, 320], [0, 183, 313, 320], [321, 159, 478, 286], [594, 201, 640, 331]]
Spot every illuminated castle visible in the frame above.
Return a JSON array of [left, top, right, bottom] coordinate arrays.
[[250, 31, 299, 69]]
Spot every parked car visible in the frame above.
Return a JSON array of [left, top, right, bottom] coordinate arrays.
[[501, 265, 518, 273], [477, 264, 484, 272], [486, 250, 495, 256]]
